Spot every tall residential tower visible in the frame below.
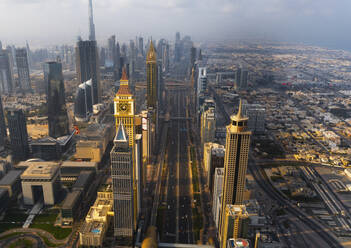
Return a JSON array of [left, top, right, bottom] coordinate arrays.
[[0, 95, 6, 151], [111, 123, 134, 241], [146, 41, 157, 109], [219, 100, 251, 238]]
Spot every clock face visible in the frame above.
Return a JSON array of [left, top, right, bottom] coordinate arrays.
[[119, 103, 130, 113]]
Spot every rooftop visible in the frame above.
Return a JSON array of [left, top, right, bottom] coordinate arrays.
[[62, 191, 81, 209], [72, 171, 94, 190], [80, 221, 105, 235], [17, 161, 57, 169], [61, 161, 97, 168], [21, 163, 60, 180], [0, 170, 22, 186], [226, 204, 249, 217], [98, 184, 113, 192]]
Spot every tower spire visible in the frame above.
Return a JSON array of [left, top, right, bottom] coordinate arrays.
[[236, 99, 243, 119], [88, 0, 96, 41]]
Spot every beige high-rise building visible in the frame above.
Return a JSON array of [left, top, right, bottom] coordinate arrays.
[[221, 204, 249, 248], [200, 105, 216, 146], [219, 100, 251, 238], [146, 41, 157, 109], [113, 68, 138, 233]]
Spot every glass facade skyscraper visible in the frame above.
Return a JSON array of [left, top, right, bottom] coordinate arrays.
[[76, 40, 100, 105], [44, 62, 69, 138], [0, 50, 13, 94], [0, 95, 6, 151], [74, 79, 93, 122], [15, 48, 31, 91], [7, 109, 29, 161]]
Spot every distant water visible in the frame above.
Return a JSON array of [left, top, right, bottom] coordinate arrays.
[[303, 40, 351, 53]]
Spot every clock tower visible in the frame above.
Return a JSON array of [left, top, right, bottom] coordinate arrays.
[[114, 68, 135, 147]]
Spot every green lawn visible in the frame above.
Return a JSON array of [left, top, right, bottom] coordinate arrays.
[[30, 210, 71, 240]]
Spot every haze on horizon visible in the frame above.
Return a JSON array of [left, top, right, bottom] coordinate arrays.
[[1, 0, 350, 50]]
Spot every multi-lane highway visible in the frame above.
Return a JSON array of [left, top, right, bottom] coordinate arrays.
[[249, 157, 343, 248], [158, 88, 194, 243]]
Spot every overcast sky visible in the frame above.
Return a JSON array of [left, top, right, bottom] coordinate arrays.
[[1, 0, 350, 50]]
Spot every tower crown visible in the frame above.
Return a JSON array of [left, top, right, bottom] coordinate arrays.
[[229, 99, 249, 132], [120, 67, 128, 84], [147, 40, 157, 62], [116, 67, 132, 95]]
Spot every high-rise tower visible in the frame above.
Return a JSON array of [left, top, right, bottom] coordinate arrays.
[[107, 35, 116, 67], [7, 109, 30, 161], [88, 0, 96, 41], [76, 40, 100, 104], [74, 79, 93, 122], [16, 48, 31, 91], [44, 62, 69, 138], [0, 50, 13, 94], [111, 123, 134, 240], [115, 42, 121, 78], [114, 68, 135, 147], [219, 100, 251, 237], [146, 41, 157, 109], [113, 67, 139, 231], [0, 95, 6, 151], [138, 37, 144, 56]]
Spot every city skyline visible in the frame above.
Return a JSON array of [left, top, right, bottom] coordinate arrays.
[[1, 0, 351, 247], [1, 0, 351, 51]]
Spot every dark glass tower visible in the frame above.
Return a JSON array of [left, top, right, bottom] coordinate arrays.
[[107, 35, 116, 68], [44, 62, 69, 138], [15, 48, 31, 91], [7, 109, 29, 161], [0, 95, 6, 150], [75, 40, 100, 105]]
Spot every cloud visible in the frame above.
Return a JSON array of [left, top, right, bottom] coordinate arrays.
[[0, 0, 350, 50]]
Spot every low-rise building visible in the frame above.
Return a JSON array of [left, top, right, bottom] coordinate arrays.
[[72, 171, 95, 194], [60, 161, 98, 178], [61, 190, 82, 226], [0, 170, 23, 198], [21, 163, 61, 205], [79, 184, 113, 247], [0, 189, 9, 215], [74, 123, 114, 163]]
